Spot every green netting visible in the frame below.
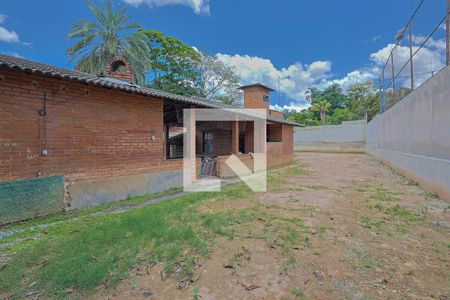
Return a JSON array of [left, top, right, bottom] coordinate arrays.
[[0, 176, 65, 224]]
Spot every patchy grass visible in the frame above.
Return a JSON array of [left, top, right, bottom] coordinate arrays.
[[0, 183, 257, 298], [291, 287, 307, 299], [268, 174, 286, 186], [306, 185, 329, 190], [370, 186, 400, 202], [384, 205, 426, 223], [285, 166, 309, 176], [0, 162, 309, 299], [280, 256, 298, 276], [359, 215, 384, 231], [288, 195, 300, 203], [404, 269, 416, 276], [351, 248, 375, 269]]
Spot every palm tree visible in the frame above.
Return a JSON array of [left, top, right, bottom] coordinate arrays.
[[311, 100, 331, 124], [67, 0, 150, 84]]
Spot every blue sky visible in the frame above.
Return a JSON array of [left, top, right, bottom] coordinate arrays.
[[0, 0, 446, 110]]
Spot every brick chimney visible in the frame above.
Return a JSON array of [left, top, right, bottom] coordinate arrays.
[[105, 56, 133, 82], [240, 83, 275, 114]]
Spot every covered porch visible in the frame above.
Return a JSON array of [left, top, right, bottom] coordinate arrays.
[[163, 101, 283, 178]]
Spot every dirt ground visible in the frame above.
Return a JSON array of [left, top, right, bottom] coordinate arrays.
[[95, 153, 450, 300]]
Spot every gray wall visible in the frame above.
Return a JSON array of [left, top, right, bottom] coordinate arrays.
[[366, 66, 450, 201], [294, 120, 366, 153], [294, 66, 450, 201], [67, 170, 183, 210]]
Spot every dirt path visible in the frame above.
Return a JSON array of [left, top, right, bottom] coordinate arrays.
[[96, 153, 450, 300]]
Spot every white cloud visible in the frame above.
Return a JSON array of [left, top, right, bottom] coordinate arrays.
[[365, 35, 381, 44], [0, 14, 20, 43], [216, 33, 446, 105], [271, 103, 309, 113], [4, 51, 24, 58], [0, 27, 19, 43], [217, 53, 332, 102], [121, 0, 210, 14], [370, 38, 445, 88]]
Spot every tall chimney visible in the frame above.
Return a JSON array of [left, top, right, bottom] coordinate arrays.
[[105, 56, 133, 82], [240, 83, 275, 114]]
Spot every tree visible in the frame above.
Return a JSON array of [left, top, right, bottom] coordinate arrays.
[[347, 81, 379, 121], [213, 95, 241, 106], [142, 29, 201, 96], [310, 100, 331, 124], [67, 0, 150, 84], [197, 54, 242, 105], [327, 108, 355, 125], [314, 84, 347, 114], [288, 110, 321, 126]]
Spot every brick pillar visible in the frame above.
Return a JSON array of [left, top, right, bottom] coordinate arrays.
[[231, 121, 239, 154]]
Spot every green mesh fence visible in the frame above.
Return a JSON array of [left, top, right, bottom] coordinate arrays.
[[0, 176, 65, 224]]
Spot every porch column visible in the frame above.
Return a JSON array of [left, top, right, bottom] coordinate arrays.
[[245, 121, 254, 153], [231, 120, 239, 154]]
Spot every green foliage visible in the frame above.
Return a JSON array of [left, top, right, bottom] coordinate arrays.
[[327, 108, 356, 125], [142, 29, 201, 96], [289, 80, 380, 126], [288, 110, 321, 126], [67, 0, 151, 84], [197, 54, 242, 105], [213, 95, 241, 106], [310, 100, 331, 123], [313, 83, 347, 114], [346, 81, 379, 121]]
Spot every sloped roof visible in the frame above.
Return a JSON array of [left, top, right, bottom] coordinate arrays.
[[239, 83, 275, 92], [0, 54, 301, 126]]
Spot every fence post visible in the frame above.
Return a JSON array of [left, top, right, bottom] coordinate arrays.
[[379, 78, 382, 114], [409, 23, 414, 90], [447, 0, 450, 65], [391, 52, 396, 103]]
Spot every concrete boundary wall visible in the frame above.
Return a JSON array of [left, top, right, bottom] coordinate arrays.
[[294, 66, 450, 201], [366, 66, 450, 201], [294, 120, 366, 153]]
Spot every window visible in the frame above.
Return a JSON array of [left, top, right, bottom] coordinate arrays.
[[167, 126, 185, 159], [263, 95, 269, 102], [111, 61, 127, 73], [203, 131, 214, 153]]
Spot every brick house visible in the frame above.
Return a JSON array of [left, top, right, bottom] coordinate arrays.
[[0, 54, 300, 224]]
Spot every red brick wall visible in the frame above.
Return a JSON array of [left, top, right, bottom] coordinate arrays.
[[267, 123, 283, 142], [0, 68, 183, 182], [0, 68, 294, 185], [242, 86, 270, 113], [269, 110, 284, 118], [196, 129, 232, 157], [267, 124, 294, 168], [216, 124, 294, 178]]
